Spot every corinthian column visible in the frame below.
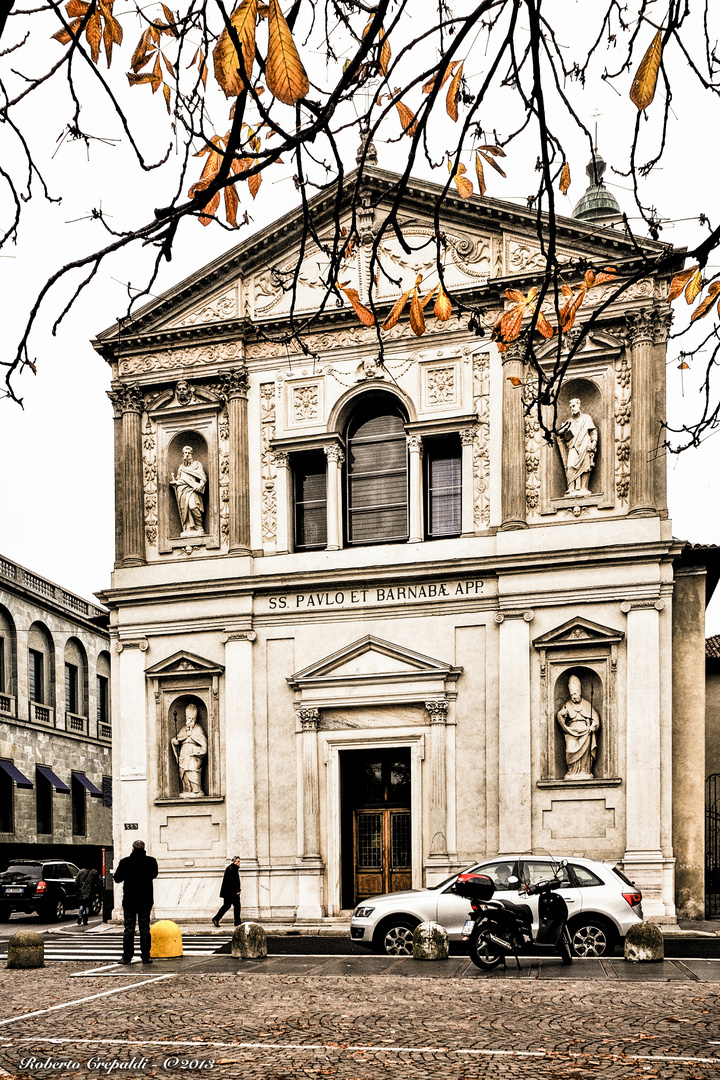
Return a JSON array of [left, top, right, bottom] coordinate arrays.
[[115, 384, 145, 567], [407, 435, 424, 543], [298, 706, 321, 859], [500, 341, 527, 530], [220, 367, 251, 554], [426, 699, 449, 856], [625, 310, 656, 516], [324, 446, 344, 551]]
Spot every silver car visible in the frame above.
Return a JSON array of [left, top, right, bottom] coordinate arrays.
[[350, 855, 643, 957]]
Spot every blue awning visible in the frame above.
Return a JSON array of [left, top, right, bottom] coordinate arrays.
[[0, 760, 33, 789], [36, 765, 70, 793], [71, 771, 103, 798]]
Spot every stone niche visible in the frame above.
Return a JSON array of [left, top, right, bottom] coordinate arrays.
[[150, 397, 221, 553], [145, 650, 224, 804], [533, 617, 624, 785], [538, 364, 616, 514]]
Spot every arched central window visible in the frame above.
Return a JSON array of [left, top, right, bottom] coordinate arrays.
[[346, 396, 408, 545]]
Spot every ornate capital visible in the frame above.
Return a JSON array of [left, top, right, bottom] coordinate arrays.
[[115, 637, 149, 653], [652, 306, 673, 345], [459, 427, 477, 446], [297, 706, 320, 731], [272, 450, 290, 468], [502, 339, 526, 366], [620, 599, 665, 613], [425, 699, 449, 724], [494, 610, 534, 623], [324, 445, 345, 465], [219, 366, 249, 400], [625, 309, 655, 348], [407, 434, 423, 453], [110, 383, 143, 415], [223, 631, 257, 643]]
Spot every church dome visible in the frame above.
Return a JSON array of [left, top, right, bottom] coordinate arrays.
[[572, 151, 622, 224]]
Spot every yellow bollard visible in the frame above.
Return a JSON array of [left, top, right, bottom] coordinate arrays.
[[150, 919, 183, 958]]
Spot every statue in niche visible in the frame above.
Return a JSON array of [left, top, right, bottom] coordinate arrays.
[[557, 397, 597, 496], [171, 703, 208, 796], [556, 675, 600, 780], [170, 445, 207, 535]]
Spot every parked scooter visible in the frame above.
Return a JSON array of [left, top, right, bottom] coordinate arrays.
[[454, 864, 574, 970]]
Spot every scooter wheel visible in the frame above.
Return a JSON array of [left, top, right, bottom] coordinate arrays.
[[469, 931, 504, 970], [559, 927, 573, 966]]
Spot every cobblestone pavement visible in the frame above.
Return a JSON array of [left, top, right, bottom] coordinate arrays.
[[0, 963, 719, 1080]]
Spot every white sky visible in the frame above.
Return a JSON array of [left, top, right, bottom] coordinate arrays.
[[1, 2, 719, 629]]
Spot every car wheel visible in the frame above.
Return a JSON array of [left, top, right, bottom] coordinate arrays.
[[48, 896, 66, 922], [570, 917, 615, 958], [380, 919, 418, 956]]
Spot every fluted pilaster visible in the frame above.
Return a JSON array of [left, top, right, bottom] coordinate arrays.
[[112, 384, 145, 567], [298, 706, 321, 858], [426, 698, 449, 856], [220, 367, 251, 554], [625, 310, 656, 516], [500, 342, 527, 530]]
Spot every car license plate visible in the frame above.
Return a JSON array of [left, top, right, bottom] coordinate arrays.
[[462, 919, 474, 935], [5, 887, 23, 894]]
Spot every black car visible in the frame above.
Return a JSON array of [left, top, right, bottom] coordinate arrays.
[[0, 860, 101, 921]]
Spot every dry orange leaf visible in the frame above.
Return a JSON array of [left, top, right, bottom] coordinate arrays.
[[690, 281, 720, 321], [474, 152, 486, 196], [395, 100, 417, 136], [434, 287, 452, 321], [536, 310, 554, 339], [422, 60, 459, 95], [668, 265, 699, 302], [630, 29, 662, 111], [378, 28, 391, 76], [213, 0, 257, 97], [266, 0, 309, 105], [382, 288, 411, 331], [559, 162, 571, 195], [559, 289, 585, 333], [86, 7, 102, 63], [409, 289, 425, 336], [341, 287, 375, 326], [451, 163, 473, 200], [446, 61, 463, 122], [685, 268, 703, 305]]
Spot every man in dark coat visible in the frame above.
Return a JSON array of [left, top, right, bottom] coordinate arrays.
[[113, 839, 159, 964], [75, 866, 100, 926], [212, 856, 241, 927]]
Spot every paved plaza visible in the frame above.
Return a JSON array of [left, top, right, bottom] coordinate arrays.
[[1, 955, 719, 1080]]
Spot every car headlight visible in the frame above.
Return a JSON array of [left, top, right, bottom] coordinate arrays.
[[353, 906, 375, 919]]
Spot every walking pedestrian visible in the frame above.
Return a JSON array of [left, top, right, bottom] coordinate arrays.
[[75, 866, 100, 925], [113, 839, 159, 964], [212, 856, 241, 927]]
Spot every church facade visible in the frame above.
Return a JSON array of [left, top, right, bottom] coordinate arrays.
[[95, 167, 715, 924]]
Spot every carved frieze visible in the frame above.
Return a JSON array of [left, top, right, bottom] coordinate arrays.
[[524, 379, 543, 520], [425, 365, 457, 406], [119, 341, 244, 378], [260, 384, 277, 546], [245, 314, 471, 360], [472, 354, 490, 529], [291, 383, 320, 423], [505, 238, 572, 275]]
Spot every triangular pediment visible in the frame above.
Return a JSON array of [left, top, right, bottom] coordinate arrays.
[[533, 616, 624, 650], [288, 634, 462, 689], [145, 649, 225, 678]]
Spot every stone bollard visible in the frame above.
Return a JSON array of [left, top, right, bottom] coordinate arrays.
[[150, 920, 183, 959], [7, 930, 44, 969], [231, 922, 267, 960], [624, 922, 664, 963], [412, 921, 449, 961]]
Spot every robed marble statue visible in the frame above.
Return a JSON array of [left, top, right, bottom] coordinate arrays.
[[556, 675, 600, 779], [171, 703, 208, 796], [171, 446, 207, 535], [558, 397, 598, 497]]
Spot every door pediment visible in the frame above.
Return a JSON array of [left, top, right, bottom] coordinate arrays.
[[533, 616, 624, 650], [145, 649, 225, 678], [288, 634, 462, 707]]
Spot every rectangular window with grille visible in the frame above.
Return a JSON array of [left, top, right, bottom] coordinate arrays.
[[97, 675, 109, 726], [72, 773, 86, 836], [36, 768, 52, 835], [102, 775, 113, 808], [426, 436, 462, 539], [294, 451, 327, 550], [29, 649, 44, 704], [65, 663, 78, 714]]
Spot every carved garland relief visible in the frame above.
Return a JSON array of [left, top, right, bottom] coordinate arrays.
[[426, 365, 456, 406], [615, 350, 631, 504], [166, 285, 239, 329], [472, 354, 490, 528], [524, 380, 543, 520], [260, 384, 277, 546], [143, 414, 158, 547], [219, 409, 230, 545]]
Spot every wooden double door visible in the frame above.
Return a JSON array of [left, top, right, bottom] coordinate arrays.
[[340, 748, 412, 907]]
